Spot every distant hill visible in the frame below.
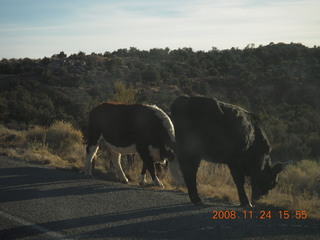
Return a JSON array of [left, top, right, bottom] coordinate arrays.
[[1, 43, 320, 162]]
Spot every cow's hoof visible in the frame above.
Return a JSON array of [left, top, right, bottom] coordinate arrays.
[[121, 179, 129, 184], [138, 181, 147, 186], [152, 182, 165, 189], [152, 179, 165, 189], [190, 197, 203, 206], [138, 174, 147, 186], [152, 176, 165, 189], [240, 202, 253, 208]]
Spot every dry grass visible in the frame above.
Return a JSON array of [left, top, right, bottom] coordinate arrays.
[[0, 121, 85, 169], [0, 124, 26, 146], [196, 162, 240, 203], [195, 160, 320, 219], [1, 123, 319, 218], [119, 158, 320, 220]]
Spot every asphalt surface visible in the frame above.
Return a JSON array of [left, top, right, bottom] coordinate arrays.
[[0, 156, 319, 240]]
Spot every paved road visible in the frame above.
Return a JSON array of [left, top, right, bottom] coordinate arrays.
[[0, 156, 319, 239]]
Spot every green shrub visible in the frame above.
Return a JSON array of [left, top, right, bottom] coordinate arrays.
[[110, 81, 137, 104]]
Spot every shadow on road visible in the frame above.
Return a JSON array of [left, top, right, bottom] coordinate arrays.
[[0, 165, 137, 203], [3, 204, 320, 239], [1, 158, 320, 240]]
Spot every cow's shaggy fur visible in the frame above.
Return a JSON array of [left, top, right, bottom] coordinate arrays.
[[170, 96, 282, 206]]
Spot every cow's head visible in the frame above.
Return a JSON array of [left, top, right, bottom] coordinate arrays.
[[251, 160, 282, 204], [155, 160, 168, 173], [164, 149, 175, 162]]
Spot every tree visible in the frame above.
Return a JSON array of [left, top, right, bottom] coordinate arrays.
[[0, 97, 8, 119], [142, 67, 161, 84], [57, 51, 67, 59], [149, 48, 170, 60], [110, 81, 137, 104]]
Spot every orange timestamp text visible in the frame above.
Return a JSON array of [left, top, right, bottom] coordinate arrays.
[[212, 210, 308, 220]]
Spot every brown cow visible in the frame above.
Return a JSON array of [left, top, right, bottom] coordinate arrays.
[[84, 102, 180, 187]]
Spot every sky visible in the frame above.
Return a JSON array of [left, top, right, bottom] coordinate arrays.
[[0, 0, 319, 59]]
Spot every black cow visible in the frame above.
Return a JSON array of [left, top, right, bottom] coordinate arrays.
[[169, 96, 282, 206], [84, 102, 177, 188]]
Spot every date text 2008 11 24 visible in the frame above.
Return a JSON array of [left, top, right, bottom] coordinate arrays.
[[212, 210, 308, 220]]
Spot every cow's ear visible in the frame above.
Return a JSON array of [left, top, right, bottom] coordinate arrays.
[[272, 163, 283, 174]]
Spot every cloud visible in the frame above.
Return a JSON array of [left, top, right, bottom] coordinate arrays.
[[0, 0, 319, 58]]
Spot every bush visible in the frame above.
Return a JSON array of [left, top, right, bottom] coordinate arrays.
[[46, 121, 84, 162], [278, 159, 320, 195], [0, 122, 85, 168], [110, 81, 137, 104]]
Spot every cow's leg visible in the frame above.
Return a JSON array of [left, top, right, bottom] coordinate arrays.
[[228, 165, 251, 207], [155, 162, 162, 172], [138, 148, 164, 188], [127, 154, 135, 170], [147, 161, 164, 188], [84, 145, 99, 178], [180, 156, 202, 205], [138, 163, 147, 186], [91, 157, 96, 170], [110, 151, 129, 184]]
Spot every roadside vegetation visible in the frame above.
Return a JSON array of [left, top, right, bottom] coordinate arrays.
[[0, 43, 319, 218], [0, 121, 85, 169], [1, 43, 320, 163]]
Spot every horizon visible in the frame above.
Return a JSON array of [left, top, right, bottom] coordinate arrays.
[[0, 42, 317, 60], [1, 0, 319, 59]]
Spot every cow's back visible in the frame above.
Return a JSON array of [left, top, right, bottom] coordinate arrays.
[[88, 103, 135, 147], [88, 103, 173, 149], [89, 103, 137, 129], [170, 96, 257, 163]]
